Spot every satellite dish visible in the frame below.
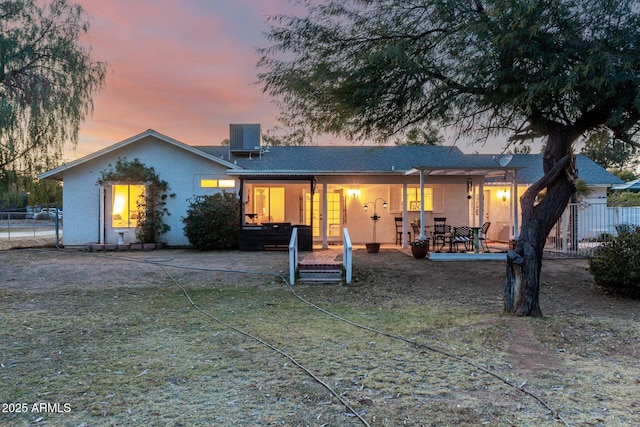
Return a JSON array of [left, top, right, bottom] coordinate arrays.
[[497, 154, 513, 167]]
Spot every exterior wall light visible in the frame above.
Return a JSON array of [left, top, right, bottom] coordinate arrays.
[[347, 189, 361, 198], [497, 189, 510, 202]]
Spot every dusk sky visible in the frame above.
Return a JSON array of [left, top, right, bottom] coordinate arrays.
[[68, 0, 301, 159], [69, 0, 511, 161]]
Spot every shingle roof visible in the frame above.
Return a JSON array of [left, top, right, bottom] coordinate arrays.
[[498, 154, 624, 185], [194, 145, 622, 186], [39, 127, 623, 187], [195, 145, 471, 172]]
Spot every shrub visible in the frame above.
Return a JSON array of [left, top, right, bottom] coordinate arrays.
[[588, 229, 640, 295], [182, 192, 239, 250]]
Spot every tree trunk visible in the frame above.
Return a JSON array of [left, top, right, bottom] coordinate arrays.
[[504, 129, 579, 316]]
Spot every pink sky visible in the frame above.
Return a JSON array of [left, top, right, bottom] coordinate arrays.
[[68, 0, 303, 159], [69, 0, 511, 160]]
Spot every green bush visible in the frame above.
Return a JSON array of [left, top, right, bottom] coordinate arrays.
[[588, 229, 640, 295], [182, 192, 239, 250]]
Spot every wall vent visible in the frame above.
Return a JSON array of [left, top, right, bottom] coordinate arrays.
[[229, 124, 261, 153]]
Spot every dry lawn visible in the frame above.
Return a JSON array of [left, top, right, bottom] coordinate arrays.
[[0, 246, 639, 426]]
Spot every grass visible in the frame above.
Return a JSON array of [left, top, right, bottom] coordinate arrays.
[[1, 249, 639, 426]]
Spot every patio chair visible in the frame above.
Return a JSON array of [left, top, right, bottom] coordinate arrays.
[[452, 226, 473, 251], [431, 218, 451, 250], [394, 217, 411, 245], [478, 222, 491, 251]]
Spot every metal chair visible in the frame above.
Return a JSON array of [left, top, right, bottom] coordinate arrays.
[[478, 222, 491, 251], [452, 226, 473, 251], [394, 217, 411, 245], [431, 217, 450, 250]]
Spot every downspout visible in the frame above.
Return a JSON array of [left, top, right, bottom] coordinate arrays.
[[239, 177, 245, 227], [55, 201, 60, 248], [99, 184, 105, 244]]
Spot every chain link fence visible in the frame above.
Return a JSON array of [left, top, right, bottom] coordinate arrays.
[[0, 204, 62, 249]]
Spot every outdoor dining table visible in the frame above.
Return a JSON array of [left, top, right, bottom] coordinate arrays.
[[447, 226, 479, 252]]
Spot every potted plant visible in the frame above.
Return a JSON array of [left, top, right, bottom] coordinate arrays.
[[410, 239, 430, 259], [363, 198, 387, 253]]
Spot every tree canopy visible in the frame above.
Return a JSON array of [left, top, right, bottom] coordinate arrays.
[[581, 130, 637, 170], [0, 0, 106, 178], [259, 0, 640, 146], [259, 0, 640, 316]]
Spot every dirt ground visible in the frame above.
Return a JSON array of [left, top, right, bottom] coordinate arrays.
[[0, 241, 598, 310], [2, 242, 639, 426], [2, 243, 635, 374]]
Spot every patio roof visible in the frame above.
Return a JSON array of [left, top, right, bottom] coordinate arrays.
[[196, 145, 523, 178], [611, 177, 640, 191], [406, 165, 522, 178]]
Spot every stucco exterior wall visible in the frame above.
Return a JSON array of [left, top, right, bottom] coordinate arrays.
[[61, 163, 102, 247], [61, 136, 236, 247]]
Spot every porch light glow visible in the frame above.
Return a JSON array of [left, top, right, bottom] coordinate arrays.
[[347, 189, 361, 198], [497, 189, 510, 202]]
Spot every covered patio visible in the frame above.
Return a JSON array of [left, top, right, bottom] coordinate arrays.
[[230, 150, 523, 252]]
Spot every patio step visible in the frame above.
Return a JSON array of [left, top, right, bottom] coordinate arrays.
[[297, 250, 343, 284], [298, 262, 343, 284]]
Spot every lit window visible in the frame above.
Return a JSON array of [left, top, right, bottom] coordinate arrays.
[[200, 179, 236, 188], [254, 187, 284, 223], [407, 187, 433, 211], [112, 184, 145, 227], [200, 179, 218, 188]]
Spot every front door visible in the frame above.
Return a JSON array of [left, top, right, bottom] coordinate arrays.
[[304, 190, 343, 240]]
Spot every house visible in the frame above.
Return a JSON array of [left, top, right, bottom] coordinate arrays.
[[480, 154, 624, 242], [39, 127, 623, 249]]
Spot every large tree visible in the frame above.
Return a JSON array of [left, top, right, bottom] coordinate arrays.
[[0, 0, 105, 178], [581, 130, 637, 170], [258, 0, 640, 316]]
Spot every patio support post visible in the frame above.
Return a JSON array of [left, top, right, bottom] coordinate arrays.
[[402, 182, 409, 247], [512, 169, 519, 239], [322, 182, 328, 249], [238, 177, 245, 227], [478, 180, 484, 229], [419, 170, 426, 239]]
